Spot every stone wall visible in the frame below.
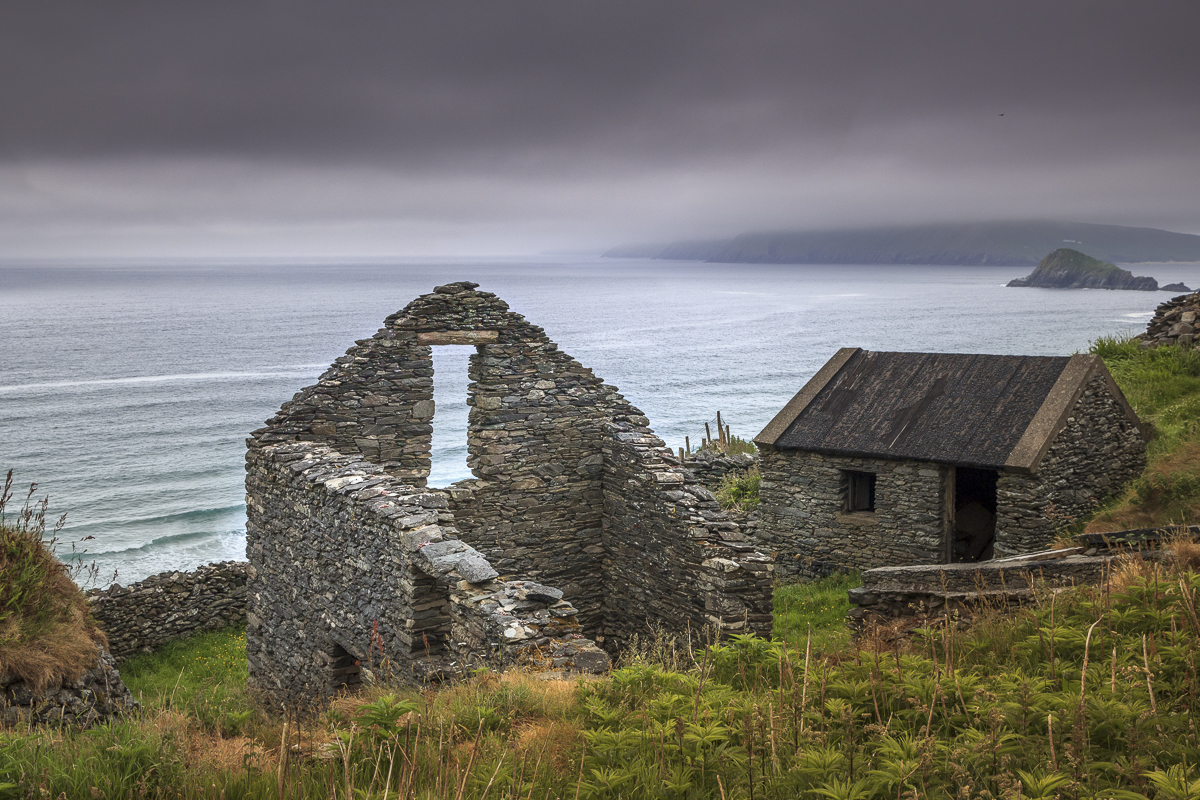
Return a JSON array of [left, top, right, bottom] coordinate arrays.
[[678, 451, 757, 493], [1, 645, 137, 728], [86, 561, 250, 660], [602, 422, 774, 650], [994, 372, 1147, 555], [246, 441, 608, 705], [246, 282, 775, 703], [757, 452, 947, 578], [1138, 291, 1200, 349]]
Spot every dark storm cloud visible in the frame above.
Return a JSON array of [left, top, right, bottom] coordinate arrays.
[[1, 1, 1198, 255]]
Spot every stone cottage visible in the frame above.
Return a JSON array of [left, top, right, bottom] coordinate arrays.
[[754, 348, 1147, 577], [244, 282, 773, 703]]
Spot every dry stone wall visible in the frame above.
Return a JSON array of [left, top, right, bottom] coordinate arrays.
[[246, 282, 775, 703], [246, 441, 608, 705], [602, 422, 774, 650], [1138, 291, 1200, 349], [757, 452, 947, 578], [1, 646, 137, 728], [86, 561, 249, 660], [995, 372, 1146, 555]]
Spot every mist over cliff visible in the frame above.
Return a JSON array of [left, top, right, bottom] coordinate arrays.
[[605, 221, 1200, 266]]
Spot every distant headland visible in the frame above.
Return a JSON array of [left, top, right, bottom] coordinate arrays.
[[1007, 248, 1190, 292], [605, 221, 1200, 266]]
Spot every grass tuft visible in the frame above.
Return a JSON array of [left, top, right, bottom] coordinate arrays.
[[0, 471, 105, 694]]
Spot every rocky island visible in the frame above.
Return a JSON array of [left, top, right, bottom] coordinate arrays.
[[1007, 248, 1188, 291]]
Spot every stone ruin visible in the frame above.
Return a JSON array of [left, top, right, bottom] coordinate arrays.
[[245, 282, 773, 704], [1138, 290, 1200, 349]]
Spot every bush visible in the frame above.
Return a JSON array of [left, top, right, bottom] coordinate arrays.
[[716, 467, 760, 511]]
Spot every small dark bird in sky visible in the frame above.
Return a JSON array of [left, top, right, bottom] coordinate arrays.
[[999, 113, 1004, 116]]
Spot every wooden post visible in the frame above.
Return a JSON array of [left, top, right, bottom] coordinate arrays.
[[726, 425, 732, 447], [705, 422, 712, 443], [678, 447, 685, 461], [685, 436, 691, 454]]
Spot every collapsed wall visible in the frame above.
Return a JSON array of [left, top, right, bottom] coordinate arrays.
[[246, 282, 773, 703]]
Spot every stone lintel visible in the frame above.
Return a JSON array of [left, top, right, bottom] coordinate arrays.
[[417, 330, 499, 346]]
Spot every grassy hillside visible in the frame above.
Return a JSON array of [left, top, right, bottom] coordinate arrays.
[[5, 336, 1200, 798], [1086, 335, 1200, 530]]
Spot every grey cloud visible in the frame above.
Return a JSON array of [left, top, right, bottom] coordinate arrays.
[[1, 1, 1198, 255]]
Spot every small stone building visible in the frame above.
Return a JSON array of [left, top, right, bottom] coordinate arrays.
[[754, 348, 1147, 577], [245, 282, 773, 703]]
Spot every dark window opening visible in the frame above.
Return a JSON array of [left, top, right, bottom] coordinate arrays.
[[325, 642, 363, 694], [952, 467, 998, 562], [845, 470, 876, 512]]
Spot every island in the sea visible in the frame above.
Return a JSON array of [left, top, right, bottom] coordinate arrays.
[[1007, 248, 1190, 292]]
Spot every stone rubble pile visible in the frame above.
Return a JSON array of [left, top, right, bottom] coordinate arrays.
[[1137, 291, 1200, 348]]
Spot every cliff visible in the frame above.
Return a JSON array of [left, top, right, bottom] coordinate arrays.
[[604, 221, 1200, 266], [1007, 248, 1168, 290]]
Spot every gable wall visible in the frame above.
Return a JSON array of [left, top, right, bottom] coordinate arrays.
[[995, 372, 1147, 554], [757, 451, 947, 578], [246, 283, 775, 702]]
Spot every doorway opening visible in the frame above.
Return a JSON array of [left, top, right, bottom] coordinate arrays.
[[952, 467, 997, 562], [428, 345, 473, 487]]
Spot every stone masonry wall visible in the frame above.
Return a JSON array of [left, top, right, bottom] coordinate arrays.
[[86, 561, 249, 660], [601, 420, 774, 651], [245, 441, 607, 705], [757, 452, 947, 578], [246, 282, 776, 702], [994, 372, 1147, 555]]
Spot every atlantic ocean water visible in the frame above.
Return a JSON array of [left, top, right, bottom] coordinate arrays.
[[3, 256, 1199, 587]]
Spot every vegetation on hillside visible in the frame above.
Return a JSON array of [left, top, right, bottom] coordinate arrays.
[[4, 560, 1200, 798], [1087, 336, 1200, 530], [6, 334, 1200, 797], [0, 472, 105, 694]]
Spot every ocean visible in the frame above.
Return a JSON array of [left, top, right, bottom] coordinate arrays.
[[3, 256, 1199, 588]]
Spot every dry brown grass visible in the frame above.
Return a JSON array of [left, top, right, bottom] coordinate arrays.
[[0, 521, 107, 694]]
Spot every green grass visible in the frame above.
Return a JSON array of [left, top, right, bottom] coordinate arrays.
[[772, 572, 859, 652], [1085, 335, 1200, 530], [7, 566, 1200, 798], [119, 626, 253, 736]]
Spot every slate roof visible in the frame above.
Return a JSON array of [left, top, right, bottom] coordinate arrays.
[[754, 349, 1135, 470]]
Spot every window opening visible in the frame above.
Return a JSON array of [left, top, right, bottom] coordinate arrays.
[[844, 470, 876, 512], [326, 642, 362, 693], [428, 345, 473, 487]]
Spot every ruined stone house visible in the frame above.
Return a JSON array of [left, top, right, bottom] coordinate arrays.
[[244, 282, 773, 703], [754, 348, 1147, 577]]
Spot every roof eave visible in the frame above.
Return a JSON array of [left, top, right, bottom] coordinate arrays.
[[754, 347, 861, 447]]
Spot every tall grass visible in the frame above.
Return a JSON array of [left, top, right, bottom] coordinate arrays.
[[1087, 336, 1200, 530], [0, 471, 106, 693], [6, 563, 1200, 798]]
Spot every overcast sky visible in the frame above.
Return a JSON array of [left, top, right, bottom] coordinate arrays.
[[2, 1, 1198, 257]]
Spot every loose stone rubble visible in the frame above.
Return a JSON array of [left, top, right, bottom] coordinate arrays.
[[87, 561, 249, 660], [1137, 290, 1200, 349], [1, 645, 137, 728], [246, 283, 774, 704]]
